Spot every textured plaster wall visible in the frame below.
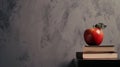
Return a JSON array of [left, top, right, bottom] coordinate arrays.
[[1, 0, 120, 67]]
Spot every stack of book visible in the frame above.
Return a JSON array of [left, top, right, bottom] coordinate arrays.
[[76, 45, 118, 60]]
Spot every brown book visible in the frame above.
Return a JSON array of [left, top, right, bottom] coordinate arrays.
[[83, 52, 118, 60], [76, 52, 118, 60], [82, 45, 116, 53]]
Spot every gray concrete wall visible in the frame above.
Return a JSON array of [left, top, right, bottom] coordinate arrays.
[[1, 0, 120, 67]]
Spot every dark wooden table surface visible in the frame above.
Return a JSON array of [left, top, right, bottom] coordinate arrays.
[[76, 59, 120, 67]]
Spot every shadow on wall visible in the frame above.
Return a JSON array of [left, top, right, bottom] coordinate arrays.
[[0, 0, 17, 31], [0, 0, 18, 49], [68, 59, 77, 67]]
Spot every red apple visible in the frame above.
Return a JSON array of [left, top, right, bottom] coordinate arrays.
[[84, 23, 107, 46]]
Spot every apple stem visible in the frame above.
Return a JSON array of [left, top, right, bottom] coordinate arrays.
[[93, 23, 107, 29]]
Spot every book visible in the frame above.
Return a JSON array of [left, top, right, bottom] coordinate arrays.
[[83, 52, 118, 60], [76, 52, 118, 60], [82, 45, 116, 53]]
